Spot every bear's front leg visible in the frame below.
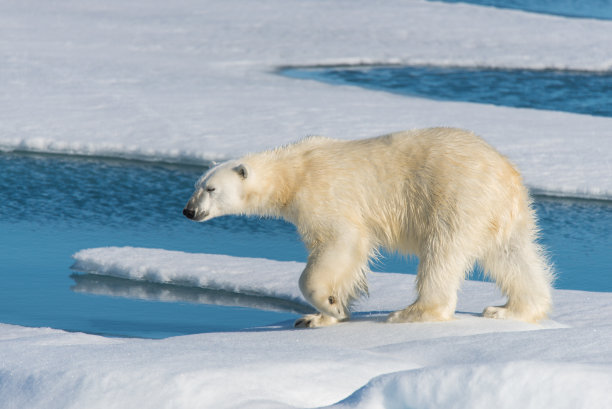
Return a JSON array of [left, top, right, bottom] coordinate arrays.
[[295, 231, 370, 328], [294, 313, 343, 328]]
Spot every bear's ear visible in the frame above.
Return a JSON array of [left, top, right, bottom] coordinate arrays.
[[233, 164, 249, 180]]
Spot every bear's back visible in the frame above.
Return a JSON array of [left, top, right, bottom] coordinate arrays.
[[285, 128, 526, 251], [293, 127, 510, 186]]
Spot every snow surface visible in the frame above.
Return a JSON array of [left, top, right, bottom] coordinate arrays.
[[2, 246, 612, 408], [1, 0, 611, 198], [2, 0, 612, 407]]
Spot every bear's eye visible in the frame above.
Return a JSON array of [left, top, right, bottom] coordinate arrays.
[[206, 186, 215, 193]]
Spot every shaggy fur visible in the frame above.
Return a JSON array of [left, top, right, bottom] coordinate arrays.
[[184, 128, 554, 327]]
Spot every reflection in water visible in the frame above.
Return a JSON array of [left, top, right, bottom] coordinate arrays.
[[70, 273, 313, 315]]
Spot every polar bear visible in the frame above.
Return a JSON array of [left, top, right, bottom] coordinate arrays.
[[183, 128, 554, 328]]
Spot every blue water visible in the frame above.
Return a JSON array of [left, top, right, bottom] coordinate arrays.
[[428, 0, 612, 20], [1, 152, 611, 338], [283, 66, 612, 118], [0, 153, 306, 338]]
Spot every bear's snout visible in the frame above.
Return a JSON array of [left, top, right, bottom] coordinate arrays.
[[182, 208, 196, 219]]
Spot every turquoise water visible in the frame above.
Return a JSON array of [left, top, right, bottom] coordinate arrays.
[[0, 152, 610, 338], [428, 0, 612, 20], [283, 66, 612, 117]]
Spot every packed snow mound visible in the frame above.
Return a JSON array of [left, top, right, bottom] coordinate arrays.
[[329, 361, 612, 409]]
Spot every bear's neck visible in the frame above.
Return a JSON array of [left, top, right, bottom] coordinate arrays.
[[246, 150, 305, 221]]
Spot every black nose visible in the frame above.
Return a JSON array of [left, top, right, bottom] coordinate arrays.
[[183, 208, 196, 219]]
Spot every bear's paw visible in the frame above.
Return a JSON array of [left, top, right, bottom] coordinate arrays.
[[387, 304, 454, 323], [482, 305, 546, 323], [294, 313, 344, 328], [483, 306, 510, 320]]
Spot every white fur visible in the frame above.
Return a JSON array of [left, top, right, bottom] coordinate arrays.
[[184, 128, 554, 327]]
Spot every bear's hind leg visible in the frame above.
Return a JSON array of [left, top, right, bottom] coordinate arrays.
[[387, 250, 472, 323], [481, 232, 553, 323], [295, 231, 370, 328]]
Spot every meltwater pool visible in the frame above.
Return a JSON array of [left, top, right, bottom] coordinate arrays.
[[0, 152, 610, 338]]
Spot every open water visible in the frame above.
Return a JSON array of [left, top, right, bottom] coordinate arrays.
[[0, 152, 610, 338], [283, 66, 612, 118]]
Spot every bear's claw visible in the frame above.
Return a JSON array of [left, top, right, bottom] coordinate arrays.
[[294, 317, 313, 328]]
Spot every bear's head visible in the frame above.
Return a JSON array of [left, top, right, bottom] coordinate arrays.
[[183, 161, 251, 222]]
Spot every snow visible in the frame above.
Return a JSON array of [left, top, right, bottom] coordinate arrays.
[[332, 362, 612, 409], [2, 0, 612, 407], [1, 0, 611, 199], [1, 246, 612, 408]]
